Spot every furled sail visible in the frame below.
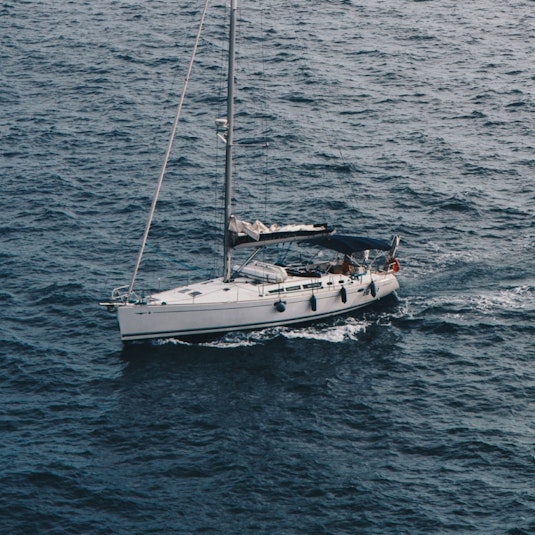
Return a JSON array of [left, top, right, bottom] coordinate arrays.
[[229, 216, 335, 248]]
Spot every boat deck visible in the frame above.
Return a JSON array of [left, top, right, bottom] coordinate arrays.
[[147, 271, 376, 306]]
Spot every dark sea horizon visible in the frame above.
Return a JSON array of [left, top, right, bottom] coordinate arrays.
[[1, 0, 534, 533]]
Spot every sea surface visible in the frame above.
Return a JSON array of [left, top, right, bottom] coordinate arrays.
[[1, 0, 534, 533]]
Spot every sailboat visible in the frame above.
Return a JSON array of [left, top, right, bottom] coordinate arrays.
[[100, 0, 401, 342]]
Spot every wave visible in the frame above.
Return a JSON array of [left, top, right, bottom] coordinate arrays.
[[153, 317, 371, 349]]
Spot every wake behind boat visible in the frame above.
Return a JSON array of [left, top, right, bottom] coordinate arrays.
[[100, 0, 401, 342]]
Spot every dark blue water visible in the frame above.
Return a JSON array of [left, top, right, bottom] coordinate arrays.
[[2, 0, 534, 533]]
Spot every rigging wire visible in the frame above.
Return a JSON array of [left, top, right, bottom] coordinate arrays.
[[258, 1, 270, 224], [235, 2, 270, 220], [281, 12, 363, 225], [131, 9, 205, 248], [127, 0, 211, 297]]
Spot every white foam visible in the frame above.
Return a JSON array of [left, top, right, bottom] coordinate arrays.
[[475, 285, 534, 313], [281, 317, 368, 343], [403, 284, 534, 319], [156, 317, 371, 348]]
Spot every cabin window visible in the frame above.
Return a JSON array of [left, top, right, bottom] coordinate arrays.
[[303, 282, 322, 290]]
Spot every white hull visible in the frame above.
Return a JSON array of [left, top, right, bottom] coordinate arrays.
[[114, 270, 399, 341]]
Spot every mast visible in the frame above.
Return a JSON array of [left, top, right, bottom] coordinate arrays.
[[223, 0, 238, 282]]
